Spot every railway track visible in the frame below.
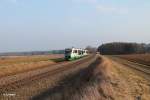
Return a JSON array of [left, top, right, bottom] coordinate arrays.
[[108, 56, 150, 80], [0, 55, 95, 93]]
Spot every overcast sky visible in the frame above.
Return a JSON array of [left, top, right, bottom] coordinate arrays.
[[0, 0, 150, 52]]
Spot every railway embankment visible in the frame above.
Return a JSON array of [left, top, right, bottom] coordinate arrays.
[[32, 55, 114, 100], [32, 55, 150, 100]]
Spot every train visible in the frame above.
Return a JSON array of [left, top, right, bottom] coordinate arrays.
[[64, 48, 89, 60]]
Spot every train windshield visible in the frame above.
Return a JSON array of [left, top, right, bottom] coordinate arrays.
[[65, 49, 72, 54]]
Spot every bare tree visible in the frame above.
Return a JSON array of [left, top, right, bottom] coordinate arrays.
[[85, 46, 97, 53]]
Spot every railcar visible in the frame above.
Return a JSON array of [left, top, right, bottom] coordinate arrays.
[[65, 48, 88, 60]]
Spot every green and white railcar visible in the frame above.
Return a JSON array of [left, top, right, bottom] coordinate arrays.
[[65, 48, 88, 60]]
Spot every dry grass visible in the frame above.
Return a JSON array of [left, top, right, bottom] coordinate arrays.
[[117, 54, 150, 66], [0, 54, 63, 77], [0, 54, 63, 66]]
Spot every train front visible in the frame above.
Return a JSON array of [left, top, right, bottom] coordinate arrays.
[[64, 48, 72, 60]]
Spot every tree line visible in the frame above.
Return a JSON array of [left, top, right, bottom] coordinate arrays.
[[98, 42, 150, 55]]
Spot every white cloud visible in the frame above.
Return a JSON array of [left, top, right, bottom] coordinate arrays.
[[96, 5, 128, 14]]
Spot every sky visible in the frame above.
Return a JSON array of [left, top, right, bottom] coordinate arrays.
[[0, 0, 150, 52]]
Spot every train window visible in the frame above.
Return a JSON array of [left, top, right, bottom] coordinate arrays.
[[82, 51, 84, 54], [86, 51, 88, 54], [78, 50, 80, 54], [78, 50, 82, 55], [73, 50, 77, 53]]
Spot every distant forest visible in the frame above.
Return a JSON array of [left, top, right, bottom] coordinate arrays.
[[98, 42, 150, 55]]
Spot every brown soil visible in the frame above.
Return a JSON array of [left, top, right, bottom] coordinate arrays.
[[1, 54, 150, 100], [107, 56, 150, 100], [117, 54, 150, 66], [0, 54, 63, 77]]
